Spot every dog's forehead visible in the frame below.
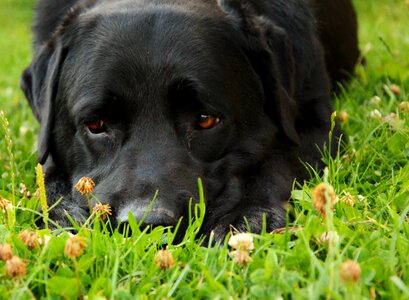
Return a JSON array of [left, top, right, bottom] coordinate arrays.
[[64, 5, 262, 113], [82, 6, 242, 72]]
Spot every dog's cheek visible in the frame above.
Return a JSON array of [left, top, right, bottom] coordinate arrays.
[[74, 126, 124, 163], [46, 116, 74, 171], [51, 129, 95, 176], [188, 126, 235, 162]]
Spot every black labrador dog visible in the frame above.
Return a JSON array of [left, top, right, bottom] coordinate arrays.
[[21, 0, 360, 240]]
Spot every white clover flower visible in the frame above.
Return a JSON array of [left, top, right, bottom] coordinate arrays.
[[228, 233, 254, 251], [369, 109, 382, 119], [369, 96, 381, 105]]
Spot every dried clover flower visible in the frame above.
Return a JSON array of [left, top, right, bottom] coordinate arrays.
[[228, 233, 254, 251], [5, 256, 27, 278], [75, 177, 95, 195], [0, 243, 13, 261], [18, 230, 39, 249], [390, 84, 401, 96], [340, 192, 355, 207], [338, 111, 348, 123], [154, 250, 175, 270], [382, 113, 401, 128], [93, 203, 112, 220], [312, 183, 337, 216], [340, 260, 361, 283], [229, 250, 251, 266], [0, 196, 12, 213], [65, 236, 87, 259]]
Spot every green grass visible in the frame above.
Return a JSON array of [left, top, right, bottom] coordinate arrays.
[[1, 0, 409, 298]]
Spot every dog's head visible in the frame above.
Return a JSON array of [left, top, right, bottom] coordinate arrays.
[[21, 0, 300, 233]]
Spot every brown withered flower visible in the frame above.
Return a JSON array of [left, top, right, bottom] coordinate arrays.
[[18, 229, 39, 249], [64, 236, 87, 259], [338, 111, 348, 123], [399, 101, 409, 113], [75, 177, 95, 195], [5, 256, 27, 278], [340, 260, 361, 283], [390, 84, 401, 96], [154, 250, 175, 270], [93, 203, 112, 220], [312, 183, 337, 216], [0, 243, 13, 261]]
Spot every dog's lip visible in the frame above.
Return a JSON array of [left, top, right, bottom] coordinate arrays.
[[117, 206, 179, 226]]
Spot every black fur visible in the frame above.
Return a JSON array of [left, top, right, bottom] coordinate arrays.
[[21, 0, 359, 240]]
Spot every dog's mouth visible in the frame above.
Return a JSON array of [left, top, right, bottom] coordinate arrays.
[[113, 205, 187, 243], [116, 205, 181, 228]]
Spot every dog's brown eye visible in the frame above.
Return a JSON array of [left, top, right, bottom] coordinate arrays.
[[86, 120, 106, 134], [197, 114, 220, 129]]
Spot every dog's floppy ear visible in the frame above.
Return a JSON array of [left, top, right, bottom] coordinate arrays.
[[218, 0, 300, 145], [21, 40, 67, 164]]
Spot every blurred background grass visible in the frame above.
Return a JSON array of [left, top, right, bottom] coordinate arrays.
[[354, 0, 409, 80], [0, 0, 33, 89], [0, 0, 35, 192]]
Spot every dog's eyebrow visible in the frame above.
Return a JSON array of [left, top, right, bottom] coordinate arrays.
[[72, 96, 121, 122]]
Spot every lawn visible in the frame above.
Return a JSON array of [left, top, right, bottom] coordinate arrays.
[[1, 0, 408, 298]]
